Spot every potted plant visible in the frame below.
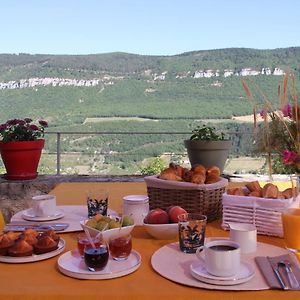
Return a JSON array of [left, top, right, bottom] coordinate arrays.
[[0, 118, 48, 180], [184, 125, 231, 172]]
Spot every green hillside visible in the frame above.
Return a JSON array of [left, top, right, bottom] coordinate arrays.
[[0, 47, 299, 175]]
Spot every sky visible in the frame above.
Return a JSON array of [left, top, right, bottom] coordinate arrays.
[[1, 0, 300, 56]]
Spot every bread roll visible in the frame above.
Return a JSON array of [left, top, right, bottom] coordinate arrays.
[[248, 190, 262, 197], [282, 187, 296, 199], [227, 187, 246, 196], [262, 183, 279, 199], [245, 181, 262, 192]]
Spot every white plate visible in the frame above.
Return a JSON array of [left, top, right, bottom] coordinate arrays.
[[22, 208, 65, 221], [0, 239, 65, 264], [190, 258, 255, 285], [58, 249, 141, 280]]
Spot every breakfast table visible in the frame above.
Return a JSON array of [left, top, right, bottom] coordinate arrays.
[[0, 181, 299, 300]]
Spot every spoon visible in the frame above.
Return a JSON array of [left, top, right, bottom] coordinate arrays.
[[278, 260, 299, 289]]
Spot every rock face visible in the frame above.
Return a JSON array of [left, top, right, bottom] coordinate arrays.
[[0, 175, 144, 223]]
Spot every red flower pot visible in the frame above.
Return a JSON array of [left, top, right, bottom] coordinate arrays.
[[0, 140, 45, 180]]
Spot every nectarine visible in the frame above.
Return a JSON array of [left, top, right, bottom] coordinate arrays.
[[168, 206, 187, 223], [144, 208, 169, 224]]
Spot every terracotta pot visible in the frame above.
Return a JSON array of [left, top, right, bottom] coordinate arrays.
[[184, 139, 231, 173], [0, 139, 45, 180]]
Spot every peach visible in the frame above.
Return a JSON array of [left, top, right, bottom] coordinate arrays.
[[144, 208, 169, 224], [168, 206, 187, 223]]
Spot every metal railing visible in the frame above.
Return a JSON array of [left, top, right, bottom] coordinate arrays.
[[44, 130, 253, 175]]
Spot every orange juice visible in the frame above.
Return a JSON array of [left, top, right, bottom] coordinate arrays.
[[282, 208, 300, 252]]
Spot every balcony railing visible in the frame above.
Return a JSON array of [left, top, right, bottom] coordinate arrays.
[[36, 130, 259, 176]]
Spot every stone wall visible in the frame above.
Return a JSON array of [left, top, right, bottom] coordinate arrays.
[[0, 175, 144, 222]]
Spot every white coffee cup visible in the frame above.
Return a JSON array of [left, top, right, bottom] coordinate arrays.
[[196, 239, 240, 277], [31, 195, 56, 217], [229, 223, 257, 254]]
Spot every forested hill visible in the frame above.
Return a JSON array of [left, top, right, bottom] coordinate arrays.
[[0, 47, 299, 127], [0, 47, 300, 80]]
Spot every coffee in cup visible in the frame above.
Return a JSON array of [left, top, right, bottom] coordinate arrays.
[[196, 239, 240, 277]]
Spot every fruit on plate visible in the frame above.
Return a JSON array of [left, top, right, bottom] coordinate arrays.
[[144, 208, 169, 224], [168, 206, 188, 223], [85, 214, 134, 231]]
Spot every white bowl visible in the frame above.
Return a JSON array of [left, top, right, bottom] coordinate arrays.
[[80, 220, 135, 242], [143, 221, 178, 240]]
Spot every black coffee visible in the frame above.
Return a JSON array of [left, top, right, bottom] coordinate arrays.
[[209, 245, 237, 251]]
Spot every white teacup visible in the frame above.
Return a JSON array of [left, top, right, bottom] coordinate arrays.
[[31, 195, 56, 217], [229, 223, 257, 254], [196, 239, 240, 277]]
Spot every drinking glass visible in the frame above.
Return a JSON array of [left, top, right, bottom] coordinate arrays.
[[77, 233, 100, 257], [282, 208, 300, 261], [87, 188, 108, 218], [178, 213, 207, 253], [84, 238, 109, 272], [109, 234, 132, 261]]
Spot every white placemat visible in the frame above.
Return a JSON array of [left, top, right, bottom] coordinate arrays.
[[151, 238, 291, 290], [11, 205, 117, 233]]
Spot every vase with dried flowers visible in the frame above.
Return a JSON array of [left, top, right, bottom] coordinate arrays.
[[0, 118, 48, 180], [242, 71, 300, 178]]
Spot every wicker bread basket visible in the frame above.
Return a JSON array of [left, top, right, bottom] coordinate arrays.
[[144, 175, 228, 222]]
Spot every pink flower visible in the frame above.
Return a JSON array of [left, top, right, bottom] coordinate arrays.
[[29, 124, 39, 131], [260, 107, 268, 119], [38, 120, 48, 127], [282, 104, 292, 117], [282, 149, 298, 165]]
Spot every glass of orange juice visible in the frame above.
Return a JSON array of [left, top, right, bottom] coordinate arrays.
[[282, 208, 300, 260]]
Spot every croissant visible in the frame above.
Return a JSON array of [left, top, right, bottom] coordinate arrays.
[[34, 236, 58, 254], [206, 166, 220, 177], [205, 173, 219, 184], [182, 169, 193, 182], [248, 190, 262, 197], [191, 164, 206, 176], [190, 173, 206, 184], [159, 168, 182, 181], [169, 163, 185, 178]]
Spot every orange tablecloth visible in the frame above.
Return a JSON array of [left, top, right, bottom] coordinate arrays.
[[0, 182, 298, 299]]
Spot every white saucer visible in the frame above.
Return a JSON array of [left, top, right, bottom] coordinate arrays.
[[190, 258, 255, 285], [57, 249, 141, 280], [22, 209, 65, 222]]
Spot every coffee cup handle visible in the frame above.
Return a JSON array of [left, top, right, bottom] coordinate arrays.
[[196, 246, 204, 259]]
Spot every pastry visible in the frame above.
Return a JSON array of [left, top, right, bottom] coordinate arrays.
[[192, 164, 206, 175], [205, 173, 219, 184], [282, 187, 296, 199], [190, 173, 205, 184], [0, 234, 14, 256], [248, 190, 262, 197], [159, 168, 182, 181], [8, 239, 33, 257], [226, 187, 246, 196], [39, 230, 60, 243], [34, 236, 59, 254], [262, 183, 279, 199], [245, 181, 262, 192], [206, 166, 221, 177]]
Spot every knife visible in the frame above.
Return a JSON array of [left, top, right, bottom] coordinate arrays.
[[4, 222, 69, 232], [267, 256, 289, 290]]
